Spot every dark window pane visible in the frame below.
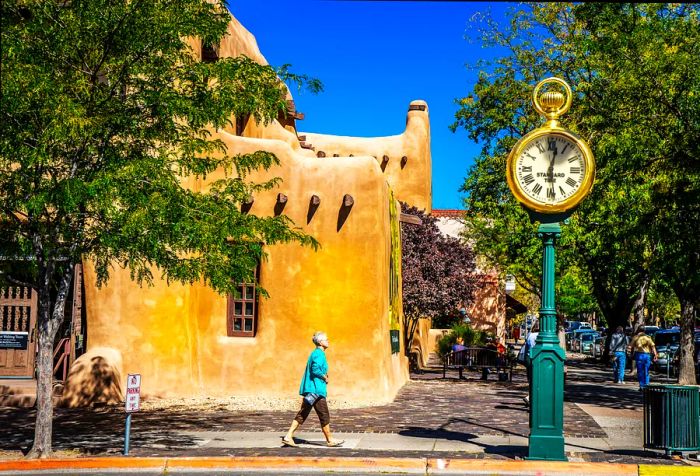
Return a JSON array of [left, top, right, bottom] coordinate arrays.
[[234, 319, 242, 331], [234, 302, 243, 316], [245, 286, 254, 300], [245, 302, 253, 316], [244, 319, 253, 332]]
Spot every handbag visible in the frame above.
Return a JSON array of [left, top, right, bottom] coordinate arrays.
[[303, 392, 319, 406], [517, 343, 528, 364]]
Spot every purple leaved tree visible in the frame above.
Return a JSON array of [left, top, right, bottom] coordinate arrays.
[[400, 203, 479, 352]]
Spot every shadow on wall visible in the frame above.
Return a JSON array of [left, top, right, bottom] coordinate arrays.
[[60, 347, 124, 408]]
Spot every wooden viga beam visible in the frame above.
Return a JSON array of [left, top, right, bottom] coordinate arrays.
[[381, 155, 389, 170]]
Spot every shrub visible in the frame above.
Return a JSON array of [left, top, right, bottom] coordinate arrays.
[[436, 323, 492, 357]]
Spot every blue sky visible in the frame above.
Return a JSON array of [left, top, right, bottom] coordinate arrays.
[[227, 1, 512, 210]]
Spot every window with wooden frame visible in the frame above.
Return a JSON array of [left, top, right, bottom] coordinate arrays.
[[226, 266, 259, 337]]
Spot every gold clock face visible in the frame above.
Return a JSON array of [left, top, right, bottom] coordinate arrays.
[[506, 129, 595, 213]]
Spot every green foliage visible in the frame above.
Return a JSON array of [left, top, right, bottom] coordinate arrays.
[[647, 279, 681, 326], [0, 0, 320, 295], [556, 265, 599, 318], [436, 323, 491, 357], [453, 3, 700, 341]]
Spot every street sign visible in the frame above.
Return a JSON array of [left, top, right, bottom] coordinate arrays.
[[0, 331, 29, 350], [505, 275, 516, 293], [125, 374, 141, 413]]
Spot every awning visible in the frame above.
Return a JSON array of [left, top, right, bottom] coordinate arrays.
[[506, 294, 527, 315], [399, 213, 422, 225]]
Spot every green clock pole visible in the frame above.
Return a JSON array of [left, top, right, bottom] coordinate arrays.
[[527, 215, 567, 461]]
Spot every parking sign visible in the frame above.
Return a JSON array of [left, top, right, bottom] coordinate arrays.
[[125, 374, 141, 413]]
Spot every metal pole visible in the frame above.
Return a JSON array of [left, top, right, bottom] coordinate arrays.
[[527, 222, 566, 461], [124, 413, 132, 455]]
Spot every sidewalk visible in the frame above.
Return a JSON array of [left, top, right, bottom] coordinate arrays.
[[1, 354, 698, 473], [0, 456, 685, 475]]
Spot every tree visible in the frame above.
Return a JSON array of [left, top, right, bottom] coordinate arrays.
[[400, 203, 479, 352], [556, 265, 599, 320], [1, 0, 319, 457], [574, 3, 700, 382], [452, 3, 700, 369]]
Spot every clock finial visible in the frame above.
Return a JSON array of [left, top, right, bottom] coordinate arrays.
[[533, 77, 572, 126], [540, 91, 565, 112]]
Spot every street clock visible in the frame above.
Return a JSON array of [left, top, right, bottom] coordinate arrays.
[[506, 77, 595, 214]]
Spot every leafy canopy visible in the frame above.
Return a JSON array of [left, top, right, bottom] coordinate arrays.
[[452, 3, 700, 333], [0, 0, 318, 294]]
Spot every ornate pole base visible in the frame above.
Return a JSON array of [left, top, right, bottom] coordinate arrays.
[[527, 342, 566, 460]]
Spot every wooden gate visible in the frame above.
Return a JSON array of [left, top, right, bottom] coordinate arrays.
[[0, 287, 37, 378]]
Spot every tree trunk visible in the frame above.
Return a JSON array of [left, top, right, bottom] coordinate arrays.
[[677, 297, 697, 386], [27, 264, 74, 459], [632, 275, 650, 332]]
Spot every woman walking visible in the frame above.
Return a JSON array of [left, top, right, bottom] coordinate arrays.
[[282, 331, 344, 447], [608, 326, 629, 384]]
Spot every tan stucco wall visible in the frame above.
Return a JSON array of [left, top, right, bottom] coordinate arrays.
[[409, 318, 433, 367], [84, 134, 410, 402], [429, 329, 450, 354], [467, 273, 506, 340], [80, 10, 432, 404]]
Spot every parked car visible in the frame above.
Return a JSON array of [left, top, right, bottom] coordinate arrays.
[[593, 335, 605, 356], [579, 332, 599, 354], [653, 329, 680, 371], [668, 332, 700, 376], [569, 329, 598, 352], [565, 321, 592, 332], [642, 325, 660, 337]]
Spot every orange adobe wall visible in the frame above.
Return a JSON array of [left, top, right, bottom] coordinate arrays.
[[467, 271, 506, 339], [77, 10, 431, 404]]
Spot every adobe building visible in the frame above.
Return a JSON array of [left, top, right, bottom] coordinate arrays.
[[59, 11, 432, 405]]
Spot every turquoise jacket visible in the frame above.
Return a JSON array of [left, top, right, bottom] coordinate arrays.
[[299, 348, 328, 397]]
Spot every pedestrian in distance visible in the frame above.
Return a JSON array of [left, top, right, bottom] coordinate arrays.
[[452, 336, 467, 353], [282, 331, 344, 448], [609, 326, 629, 384], [627, 327, 658, 391]]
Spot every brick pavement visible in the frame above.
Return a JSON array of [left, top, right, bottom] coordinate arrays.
[[1, 366, 603, 453], [6, 357, 690, 466]]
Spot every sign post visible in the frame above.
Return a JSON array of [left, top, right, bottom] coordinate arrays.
[[124, 374, 141, 455]]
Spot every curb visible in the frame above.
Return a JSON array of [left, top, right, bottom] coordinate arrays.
[[0, 456, 692, 475]]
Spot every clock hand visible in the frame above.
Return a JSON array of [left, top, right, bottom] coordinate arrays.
[[547, 146, 557, 200], [548, 146, 557, 174]]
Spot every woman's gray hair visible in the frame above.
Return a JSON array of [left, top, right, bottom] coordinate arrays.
[[312, 331, 328, 345]]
